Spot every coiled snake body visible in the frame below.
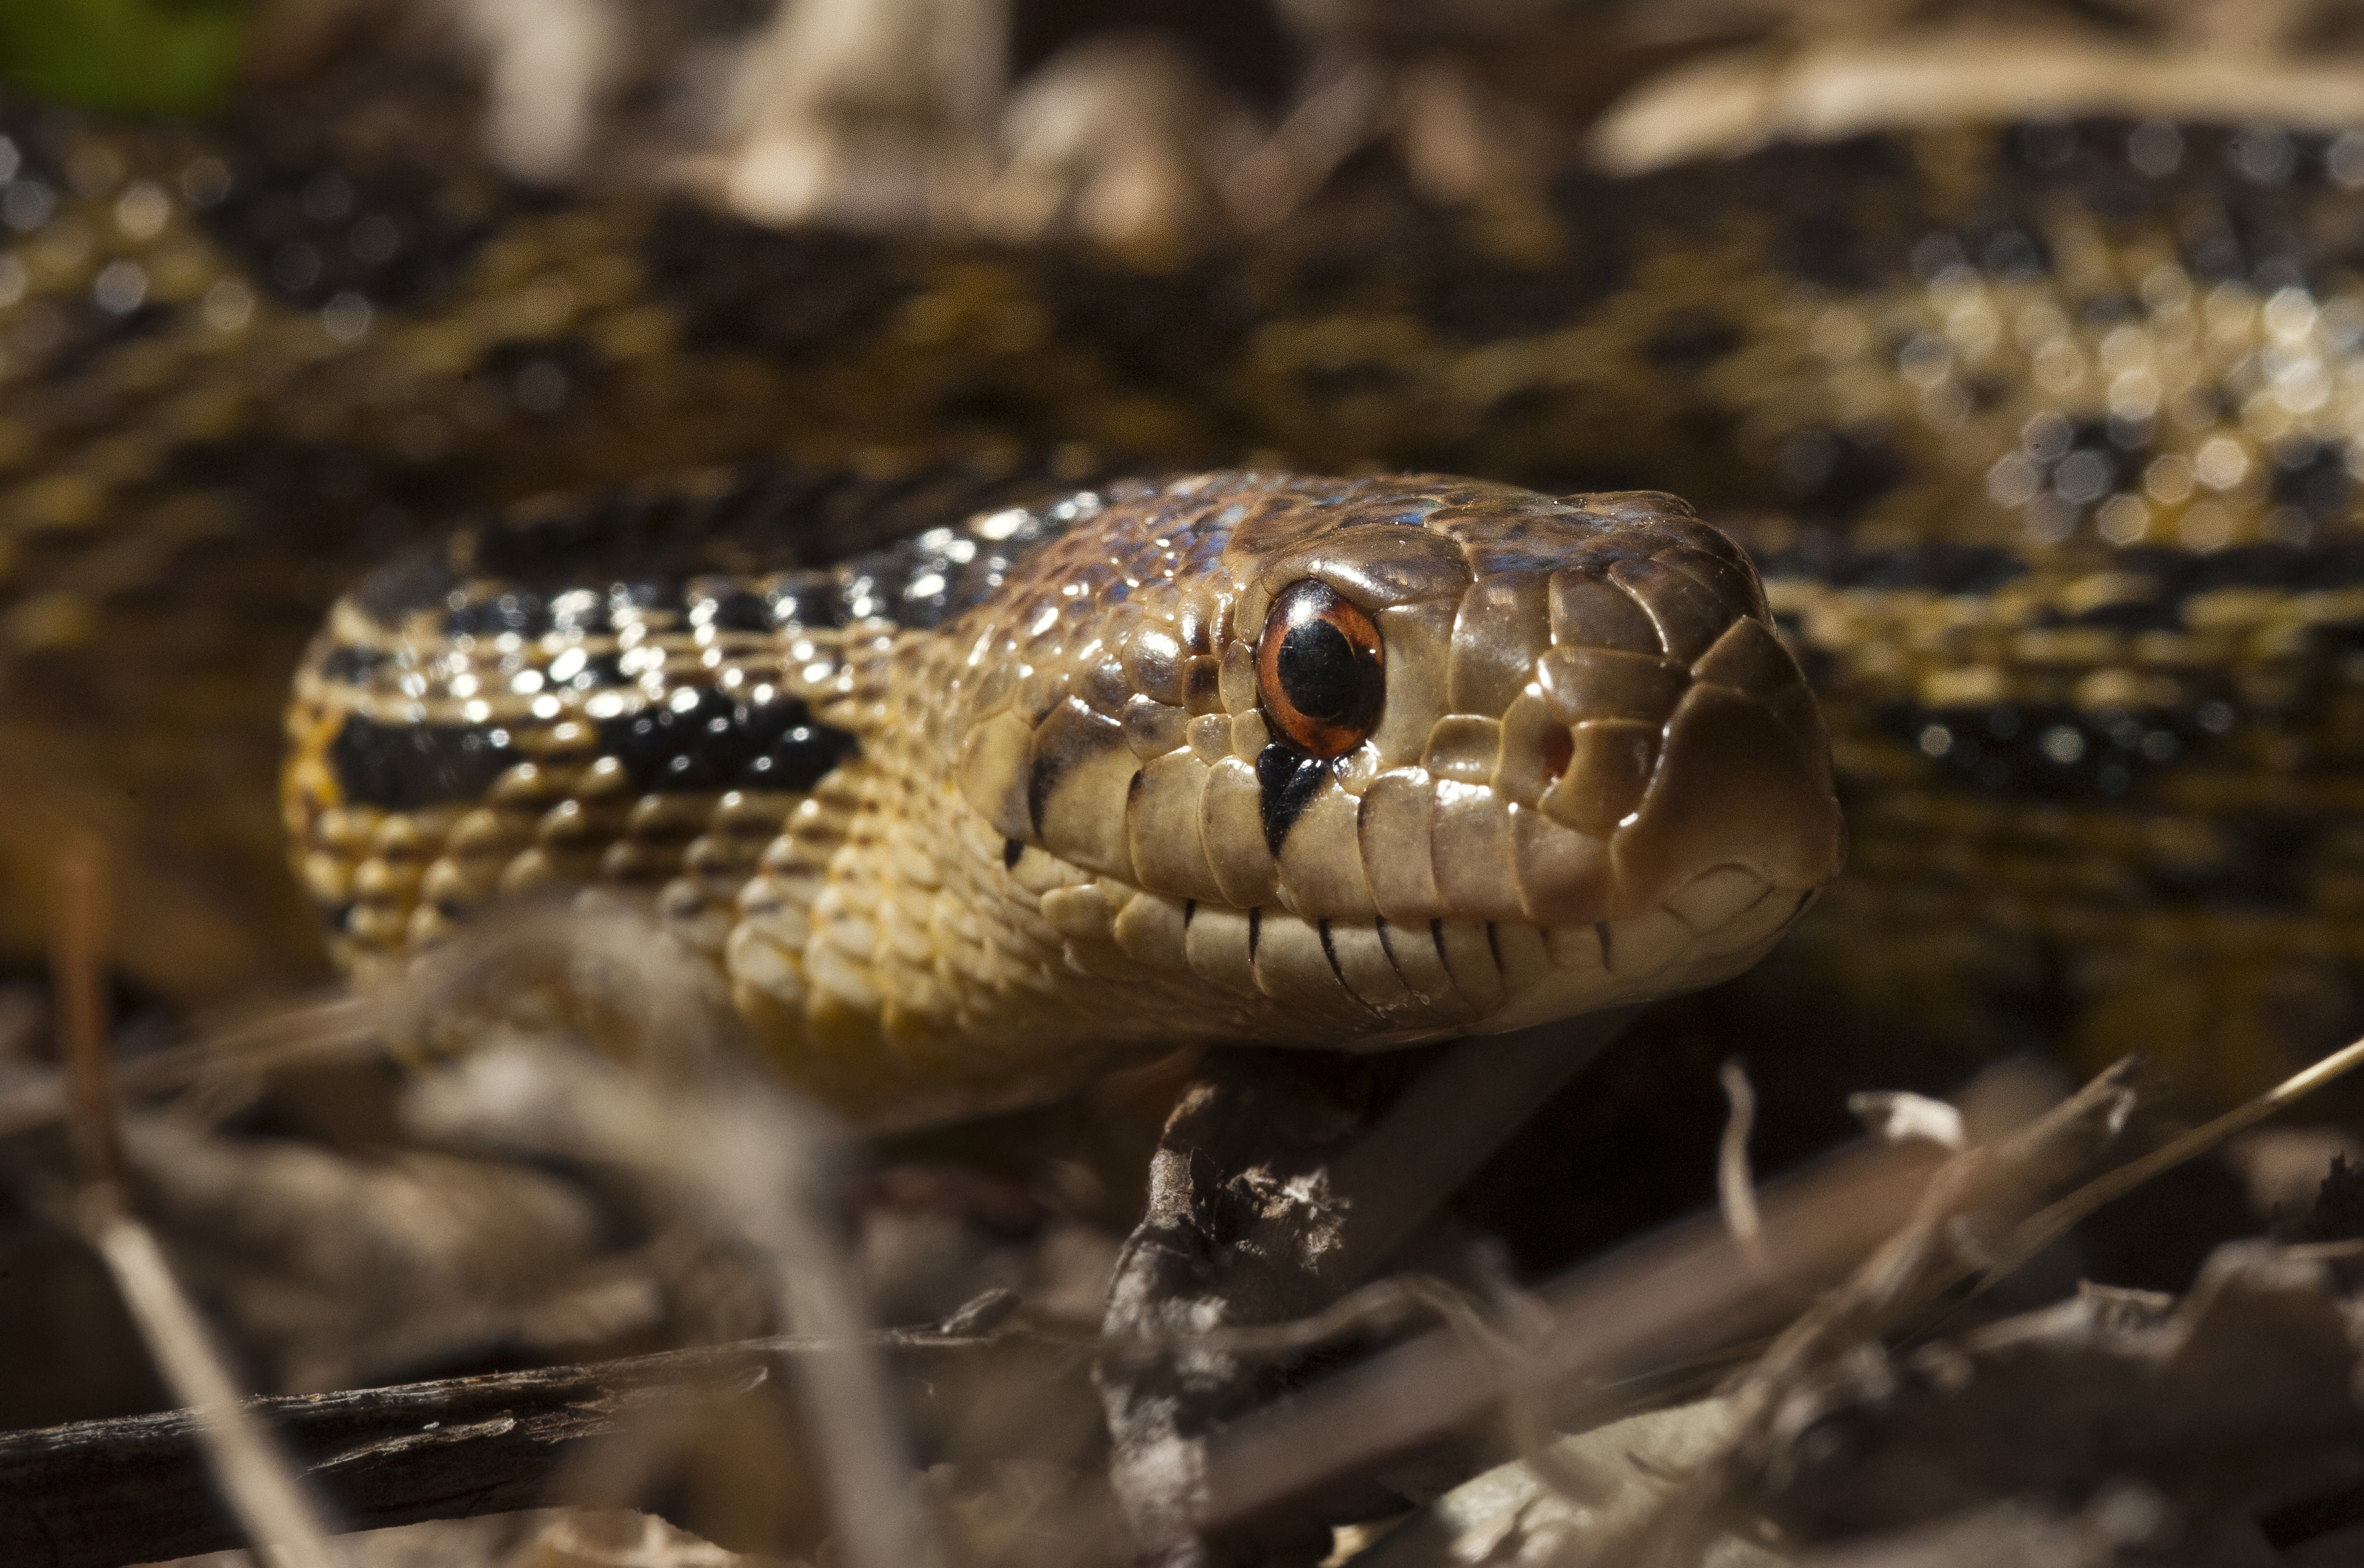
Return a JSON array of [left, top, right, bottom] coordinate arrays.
[[10, 91, 2364, 1115]]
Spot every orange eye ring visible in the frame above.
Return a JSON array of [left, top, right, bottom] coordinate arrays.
[[1255, 580, 1384, 759]]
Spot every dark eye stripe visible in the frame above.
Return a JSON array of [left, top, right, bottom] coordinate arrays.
[[1255, 743, 1330, 854]]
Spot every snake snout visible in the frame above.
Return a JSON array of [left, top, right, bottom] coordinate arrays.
[[1423, 491, 1847, 1029], [1510, 607, 1845, 927], [1398, 488, 1845, 928]]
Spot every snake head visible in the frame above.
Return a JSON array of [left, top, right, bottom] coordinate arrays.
[[951, 472, 1844, 1048], [285, 466, 1846, 1119]]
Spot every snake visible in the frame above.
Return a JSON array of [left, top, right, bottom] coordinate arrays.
[[10, 70, 2364, 1119], [280, 467, 1842, 1125]]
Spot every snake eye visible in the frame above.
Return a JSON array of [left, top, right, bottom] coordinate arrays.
[[1255, 580, 1384, 759]]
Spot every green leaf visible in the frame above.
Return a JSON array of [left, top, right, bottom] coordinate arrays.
[[0, 0, 250, 116]]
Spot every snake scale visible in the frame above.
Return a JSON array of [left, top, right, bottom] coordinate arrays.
[[10, 69, 2364, 1120]]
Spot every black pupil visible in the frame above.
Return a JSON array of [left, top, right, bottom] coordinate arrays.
[[1276, 616, 1368, 724]]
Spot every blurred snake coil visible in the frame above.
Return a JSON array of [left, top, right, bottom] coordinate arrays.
[[9, 85, 2364, 1118]]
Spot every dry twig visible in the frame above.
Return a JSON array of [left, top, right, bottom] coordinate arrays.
[[0, 1311, 1093, 1568], [1591, 24, 2364, 174], [48, 837, 339, 1568], [1719, 1057, 1770, 1278], [1981, 1029, 2364, 1294]]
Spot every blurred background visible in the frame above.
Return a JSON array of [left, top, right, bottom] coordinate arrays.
[[9, 5, 2364, 1562]]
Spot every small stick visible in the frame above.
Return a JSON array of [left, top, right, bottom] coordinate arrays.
[[48, 837, 341, 1568], [0, 994, 387, 1141], [1717, 1057, 1769, 1277], [1589, 28, 2364, 175], [48, 833, 120, 1194], [85, 1216, 341, 1568], [0, 1316, 1088, 1568], [1980, 1029, 2364, 1294]]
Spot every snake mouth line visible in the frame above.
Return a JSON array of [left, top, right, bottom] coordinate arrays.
[[1106, 861, 1820, 1049], [1314, 875, 1806, 1036], [1452, 866, 1816, 1039]]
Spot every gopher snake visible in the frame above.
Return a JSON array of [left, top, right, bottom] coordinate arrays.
[[281, 470, 1839, 1124], [8, 89, 2364, 1113]]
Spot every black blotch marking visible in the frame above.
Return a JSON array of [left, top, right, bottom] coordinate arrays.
[[2274, 440, 2354, 522], [316, 645, 389, 683], [1596, 922, 1613, 967], [1485, 923, 1501, 972], [611, 579, 685, 621], [1970, 219, 2050, 277], [330, 717, 520, 811], [2080, 294, 2144, 327], [765, 576, 838, 630], [1183, 899, 1198, 929], [1430, 918, 1448, 969], [689, 586, 774, 632], [737, 714, 857, 790], [1248, 907, 1262, 963], [1255, 744, 1330, 855], [458, 462, 1061, 630], [1004, 838, 1025, 870], [1880, 699, 2198, 802], [603, 689, 856, 793]]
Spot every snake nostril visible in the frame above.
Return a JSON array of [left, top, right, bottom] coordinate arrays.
[[1540, 727, 1574, 785]]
